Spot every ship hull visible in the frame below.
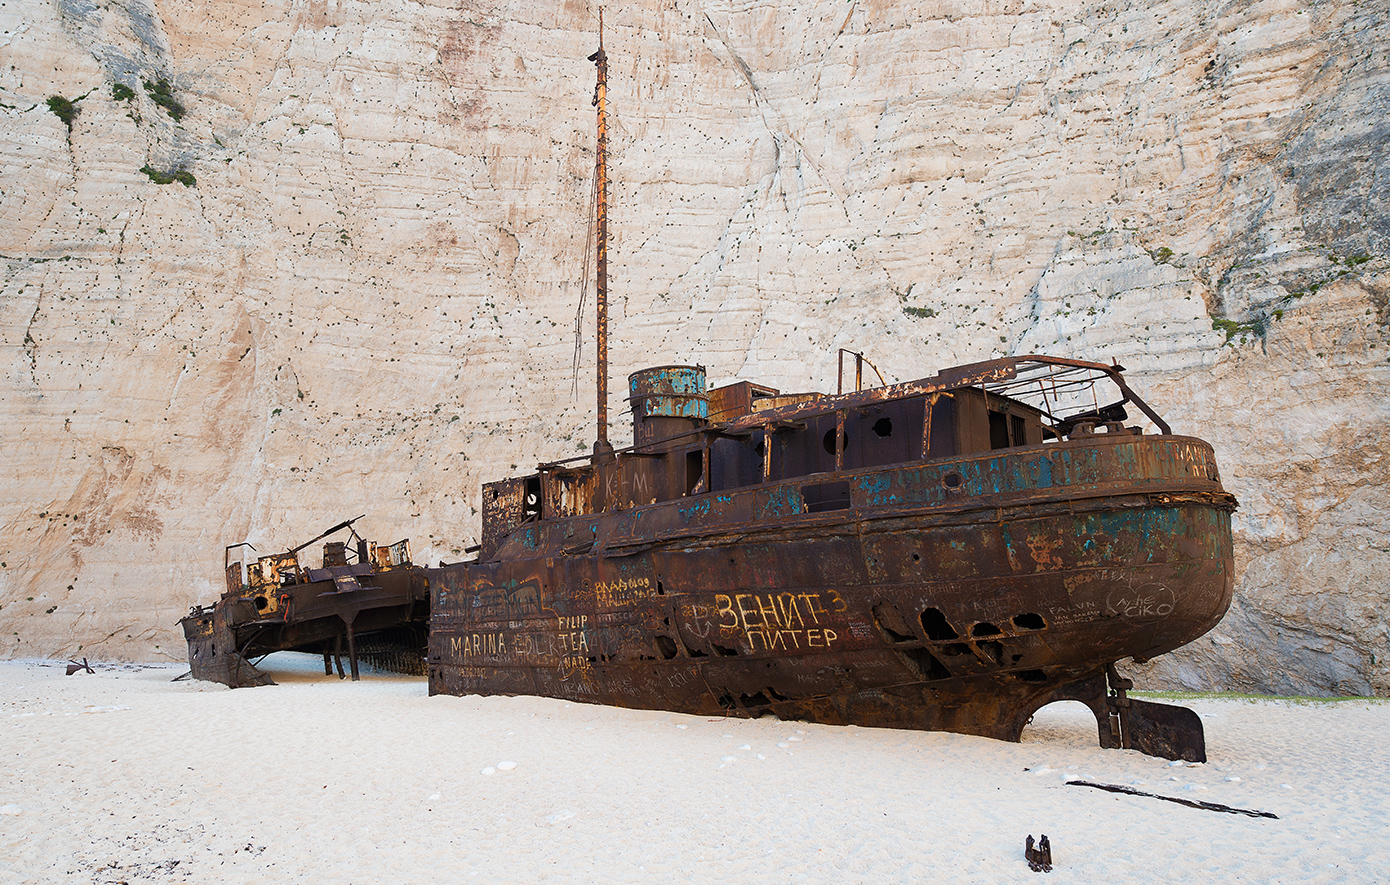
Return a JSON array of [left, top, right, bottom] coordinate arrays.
[[427, 434, 1234, 745], [182, 566, 429, 687]]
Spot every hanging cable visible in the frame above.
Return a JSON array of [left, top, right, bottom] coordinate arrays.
[[572, 170, 599, 397]]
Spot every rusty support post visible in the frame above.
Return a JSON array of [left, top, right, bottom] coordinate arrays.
[[590, 12, 610, 451], [921, 394, 935, 460], [333, 632, 345, 679], [703, 442, 711, 493], [346, 620, 360, 681], [761, 426, 772, 482], [835, 410, 845, 471], [837, 349, 872, 393]]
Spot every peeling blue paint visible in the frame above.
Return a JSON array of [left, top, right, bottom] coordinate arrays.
[[754, 484, 804, 519], [678, 498, 713, 520]]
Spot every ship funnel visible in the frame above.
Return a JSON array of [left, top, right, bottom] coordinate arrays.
[[629, 365, 707, 447]]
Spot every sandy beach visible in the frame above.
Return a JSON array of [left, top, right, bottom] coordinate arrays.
[[2, 655, 1387, 883]]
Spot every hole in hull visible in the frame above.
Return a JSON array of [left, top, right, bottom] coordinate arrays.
[[1013, 612, 1046, 630], [921, 607, 960, 641], [977, 639, 1005, 665], [678, 633, 707, 658], [872, 602, 917, 643], [899, 646, 950, 681]]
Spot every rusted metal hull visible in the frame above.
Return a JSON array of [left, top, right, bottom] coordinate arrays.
[[428, 433, 1234, 752], [181, 601, 276, 688], [182, 526, 430, 688]]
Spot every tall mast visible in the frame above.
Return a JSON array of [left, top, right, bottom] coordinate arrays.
[[589, 10, 611, 453]]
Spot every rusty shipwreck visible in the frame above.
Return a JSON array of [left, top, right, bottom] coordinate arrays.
[[425, 27, 1237, 762], [181, 518, 428, 687]]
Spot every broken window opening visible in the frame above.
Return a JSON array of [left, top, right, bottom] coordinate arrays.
[[803, 480, 851, 513], [685, 449, 703, 496], [523, 475, 542, 521], [989, 410, 1010, 450]]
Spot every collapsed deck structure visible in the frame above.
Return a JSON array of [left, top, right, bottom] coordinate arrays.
[[181, 518, 428, 687]]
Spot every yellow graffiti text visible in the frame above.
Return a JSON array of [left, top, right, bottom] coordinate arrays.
[[591, 577, 653, 608], [713, 592, 840, 651], [715, 592, 830, 631], [451, 632, 508, 657], [746, 627, 838, 651]]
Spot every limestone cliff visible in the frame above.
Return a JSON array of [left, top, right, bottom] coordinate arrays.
[[1, 0, 1386, 694]]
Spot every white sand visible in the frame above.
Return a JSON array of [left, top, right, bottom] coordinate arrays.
[[2, 655, 1387, 884]]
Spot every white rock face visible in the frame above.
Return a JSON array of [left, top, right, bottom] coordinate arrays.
[[0, 0, 1386, 694]]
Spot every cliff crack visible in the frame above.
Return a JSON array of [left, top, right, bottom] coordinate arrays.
[[695, 4, 896, 296], [811, 1, 859, 104], [697, 10, 843, 220], [21, 285, 41, 380]]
